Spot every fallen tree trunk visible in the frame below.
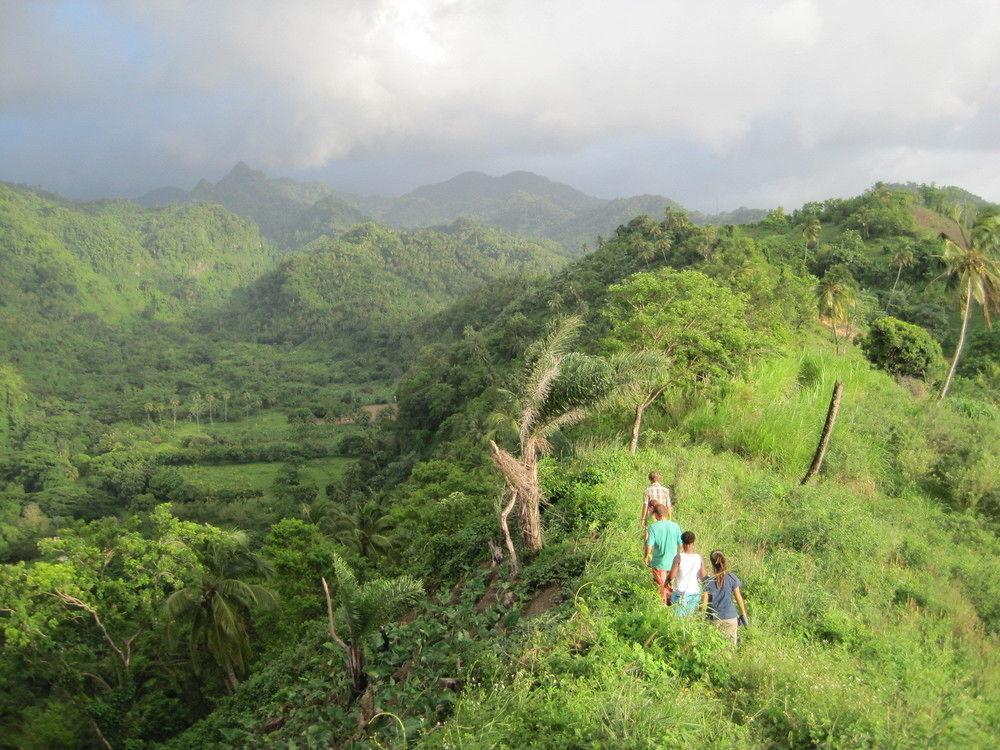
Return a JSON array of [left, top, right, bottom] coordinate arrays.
[[801, 380, 844, 485]]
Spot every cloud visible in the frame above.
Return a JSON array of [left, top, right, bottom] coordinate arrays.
[[1, 0, 998, 206]]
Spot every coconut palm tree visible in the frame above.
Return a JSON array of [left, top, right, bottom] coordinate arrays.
[[165, 533, 277, 692], [887, 246, 915, 307], [817, 269, 859, 353], [938, 216, 1000, 399], [325, 502, 393, 561], [170, 397, 180, 426], [802, 215, 821, 256], [321, 553, 423, 710], [221, 391, 231, 422], [205, 393, 216, 424]]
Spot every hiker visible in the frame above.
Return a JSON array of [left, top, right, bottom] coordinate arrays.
[[641, 471, 672, 528], [644, 503, 683, 605], [669, 530, 705, 616], [703, 549, 749, 646]]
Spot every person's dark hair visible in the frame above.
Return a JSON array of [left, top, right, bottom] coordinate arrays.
[[681, 530, 695, 545], [648, 471, 661, 483], [710, 549, 728, 588]]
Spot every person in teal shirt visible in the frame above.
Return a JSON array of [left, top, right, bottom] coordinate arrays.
[[644, 503, 683, 604]]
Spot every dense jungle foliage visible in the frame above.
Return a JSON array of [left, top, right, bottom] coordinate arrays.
[[1, 178, 998, 749]]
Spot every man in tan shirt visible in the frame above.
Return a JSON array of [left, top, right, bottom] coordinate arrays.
[[641, 470, 672, 527]]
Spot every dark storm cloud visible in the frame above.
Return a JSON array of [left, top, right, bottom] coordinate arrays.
[[1, 0, 998, 208]]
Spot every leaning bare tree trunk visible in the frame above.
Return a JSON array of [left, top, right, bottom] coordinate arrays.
[[629, 403, 645, 455], [629, 386, 666, 454], [91, 720, 113, 750], [940, 282, 972, 400], [801, 380, 844, 485], [498, 490, 519, 578]]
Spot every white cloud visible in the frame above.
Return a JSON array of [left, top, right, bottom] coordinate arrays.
[[1, 0, 998, 204]]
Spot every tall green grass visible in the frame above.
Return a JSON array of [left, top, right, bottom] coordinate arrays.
[[420, 358, 1000, 748]]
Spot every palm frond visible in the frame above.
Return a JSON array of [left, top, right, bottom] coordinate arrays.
[[353, 576, 424, 637]]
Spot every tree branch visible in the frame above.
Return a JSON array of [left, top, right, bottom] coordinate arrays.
[[52, 590, 131, 670], [498, 490, 520, 580], [321, 577, 348, 651]]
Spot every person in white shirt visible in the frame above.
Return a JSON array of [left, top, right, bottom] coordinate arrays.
[[669, 530, 705, 617]]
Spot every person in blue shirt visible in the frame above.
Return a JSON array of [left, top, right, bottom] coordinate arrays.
[[703, 549, 749, 646]]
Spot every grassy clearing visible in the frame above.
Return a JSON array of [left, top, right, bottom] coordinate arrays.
[[177, 457, 352, 499]]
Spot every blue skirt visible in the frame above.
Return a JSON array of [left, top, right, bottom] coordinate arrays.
[[670, 591, 701, 617]]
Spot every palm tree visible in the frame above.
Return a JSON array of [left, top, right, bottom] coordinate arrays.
[[205, 394, 216, 425], [887, 246, 915, 307], [189, 393, 203, 425], [321, 553, 423, 711], [170, 398, 180, 426], [817, 270, 859, 353], [606, 350, 672, 455], [143, 401, 154, 423], [221, 391, 231, 422], [802, 215, 821, 262], [165, 533, 277, 692], [938, 216, 1000, 399], [488, 317, 608, 567], [326, 502, 393, 560]]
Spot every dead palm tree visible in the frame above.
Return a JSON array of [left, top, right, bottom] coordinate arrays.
[[938, 216, 1000, 399], [488, 317, 599, 570]]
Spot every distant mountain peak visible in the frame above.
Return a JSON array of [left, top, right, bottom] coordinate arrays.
[[221, 161, 267, 183]]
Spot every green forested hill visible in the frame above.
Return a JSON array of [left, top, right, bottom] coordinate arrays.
[[1, 182, 998, 748], [0, 182, 274, 322], [139, 162, 368, 249], [230, 220, 570, 345]]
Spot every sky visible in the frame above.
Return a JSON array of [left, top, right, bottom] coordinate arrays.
[[1, 0, 999, 211]]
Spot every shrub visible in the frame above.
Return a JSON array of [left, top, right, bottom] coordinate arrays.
[[860, 316, 943, 380]]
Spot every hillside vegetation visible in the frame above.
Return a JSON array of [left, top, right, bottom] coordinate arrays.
[[1, 181, 998, 749]]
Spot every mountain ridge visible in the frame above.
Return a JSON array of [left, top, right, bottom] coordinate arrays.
[[137, 163, 767, 252]]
